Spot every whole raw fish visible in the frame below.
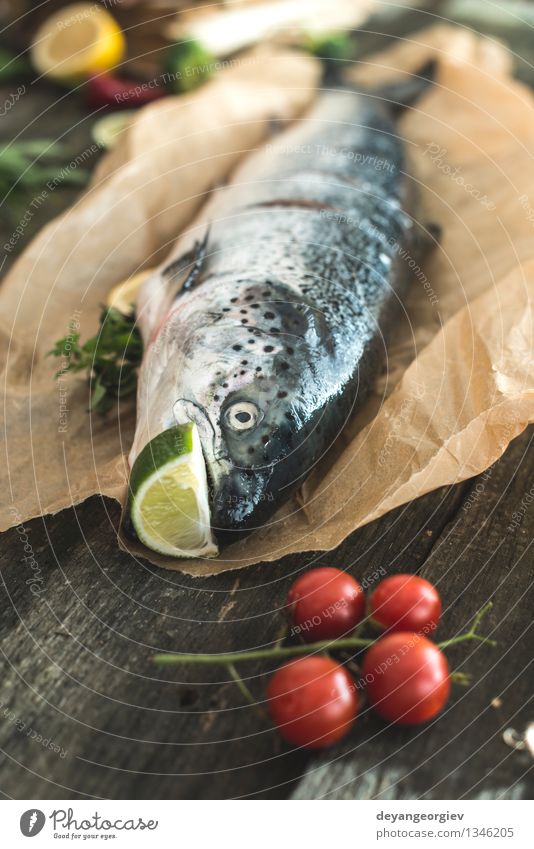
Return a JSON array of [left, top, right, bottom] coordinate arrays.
[[129, 74, 437, 551]]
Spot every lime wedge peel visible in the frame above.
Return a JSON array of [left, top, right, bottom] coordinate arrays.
[[128, 423, 218, 559]]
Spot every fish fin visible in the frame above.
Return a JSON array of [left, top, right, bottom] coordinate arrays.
[[371, 59, 436, 114], [162, 226, 210, 295], [417, 220, 441, 256], [426, 221, 442, 244]]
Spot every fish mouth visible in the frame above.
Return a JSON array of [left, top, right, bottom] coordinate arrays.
[[209, 464, 282, 545], [173, 397, 214, 431], [173, 397, 230, 483], [172, 396, 234, 528]]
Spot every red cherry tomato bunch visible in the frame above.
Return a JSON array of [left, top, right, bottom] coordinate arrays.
[[154, 569, 493, 753], [267, 568, 449, 749]]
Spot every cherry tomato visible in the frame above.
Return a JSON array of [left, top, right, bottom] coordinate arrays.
[[362, 632, 450, 725], [266, 656, 358, 748], [370, 574, 442, 635], [287, 567, 365, 641]]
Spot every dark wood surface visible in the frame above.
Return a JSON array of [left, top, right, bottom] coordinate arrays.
[[0, 425, 533, 800], [1, 3, 534, 802]]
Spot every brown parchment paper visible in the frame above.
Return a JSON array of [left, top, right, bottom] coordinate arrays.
[[0, 45, 320, 529], [2, 28, 534, 577]]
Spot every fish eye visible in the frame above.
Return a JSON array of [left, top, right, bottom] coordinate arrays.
[[224, 401, 263, 431]]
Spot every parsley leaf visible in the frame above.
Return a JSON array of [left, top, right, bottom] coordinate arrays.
[[49, 307, 143, 415]]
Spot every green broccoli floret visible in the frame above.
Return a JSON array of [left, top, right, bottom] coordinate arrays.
[[163, 40, 215, 95]]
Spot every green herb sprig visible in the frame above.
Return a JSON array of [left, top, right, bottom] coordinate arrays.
[[49, 307, 143, 415], [0, 140, 90, 217], [0, 140, 91, 189]]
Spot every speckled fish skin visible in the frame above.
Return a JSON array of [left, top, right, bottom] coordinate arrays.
[[131, 85, 434, 545]]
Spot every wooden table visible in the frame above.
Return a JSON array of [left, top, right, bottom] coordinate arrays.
[[0, 426, 533, 800], [1, 7, 533, 802]]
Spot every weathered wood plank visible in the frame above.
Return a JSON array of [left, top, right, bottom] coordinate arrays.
[[292, 428, 534, 800], [0, 428, 532, 799], [2, 468, 468, 795]]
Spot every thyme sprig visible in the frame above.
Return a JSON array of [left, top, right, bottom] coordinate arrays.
[[48, 306, 143, 415]]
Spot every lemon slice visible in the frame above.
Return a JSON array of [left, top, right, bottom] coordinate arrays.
[[106, 268, 154, 315], [31, 3, 125, 81], [129, 423, 218, 558]]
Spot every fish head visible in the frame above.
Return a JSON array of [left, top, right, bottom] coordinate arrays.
[[174, 357, 333, 545], [136, 282, 345, 548]]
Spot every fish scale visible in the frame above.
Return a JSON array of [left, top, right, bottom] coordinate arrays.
[[131, 81, 436, 547]]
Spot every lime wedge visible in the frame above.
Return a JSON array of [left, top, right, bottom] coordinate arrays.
[[129, 423, 218, 558]]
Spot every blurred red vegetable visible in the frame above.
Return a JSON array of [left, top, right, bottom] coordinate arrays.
[[85, 73, 165, 109], [287, 567, 365, 641]]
